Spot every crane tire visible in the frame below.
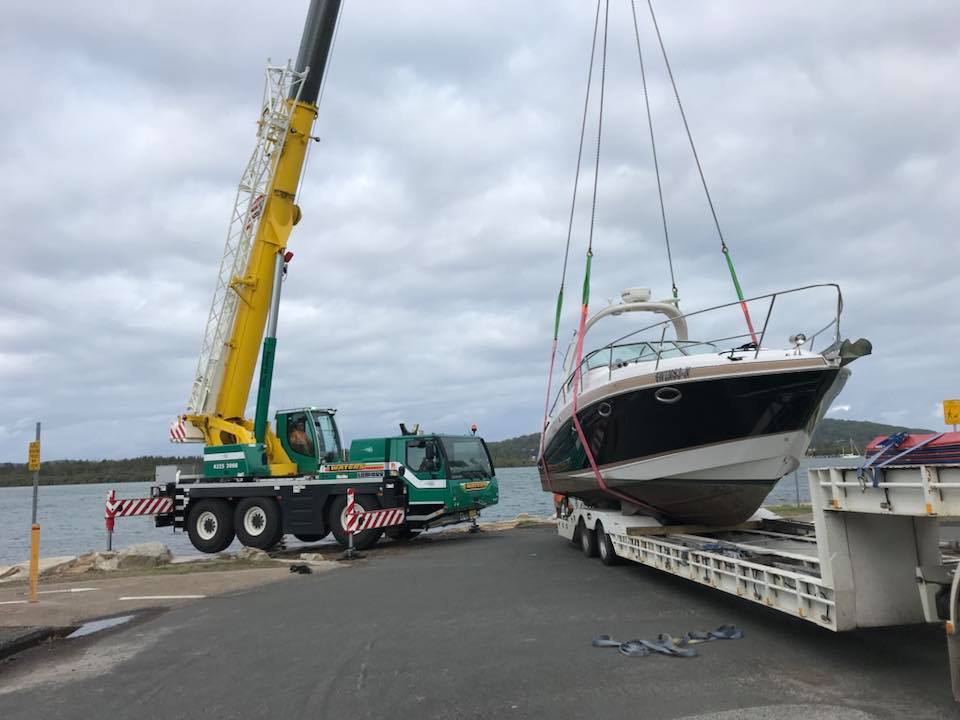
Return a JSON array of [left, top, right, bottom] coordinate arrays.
[[294, 532, 329, 543], [328, 493, 384, 550], [187, 499, 235, 554], [234, 497, 283, 550], [385, 527, 420, 542]]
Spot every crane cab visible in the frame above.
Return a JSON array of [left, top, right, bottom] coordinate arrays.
[[275, 407, 344, 473], [201, 407, 343, 479]]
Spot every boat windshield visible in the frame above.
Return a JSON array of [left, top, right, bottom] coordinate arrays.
[[585, 340, 718, 369], [441, 437, 494, 480]]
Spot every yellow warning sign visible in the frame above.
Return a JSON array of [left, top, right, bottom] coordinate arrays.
[[945, 400, 960, 426], [27, 441, 41, 471]]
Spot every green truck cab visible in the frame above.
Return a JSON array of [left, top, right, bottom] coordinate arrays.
[[349, 431, 500, 529]]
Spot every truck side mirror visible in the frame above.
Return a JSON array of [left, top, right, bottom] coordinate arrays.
[[425, 443, 436, 461]]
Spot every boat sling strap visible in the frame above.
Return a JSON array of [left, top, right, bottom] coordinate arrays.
[[593, 625, 744, 658]]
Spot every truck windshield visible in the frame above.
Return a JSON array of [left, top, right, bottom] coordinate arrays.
[[441, 438, 494, 480], [312, 412, 342, 462]]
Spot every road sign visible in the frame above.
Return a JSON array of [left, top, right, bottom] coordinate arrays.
[[945, 400, 960, 426], [27, 441, 40, 471]]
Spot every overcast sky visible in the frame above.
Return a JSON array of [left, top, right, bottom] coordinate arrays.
[[1, 1, 958, 462]]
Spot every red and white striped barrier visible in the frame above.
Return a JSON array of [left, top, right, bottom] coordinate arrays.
[[344, 487, 405, 534], [105, 489, 174, 533], [169, 417, 188, 442]]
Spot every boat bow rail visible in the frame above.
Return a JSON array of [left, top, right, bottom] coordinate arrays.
[[549, 283, 847, 418]]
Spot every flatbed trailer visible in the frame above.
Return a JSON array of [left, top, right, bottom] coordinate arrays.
[[559, 464, 960, 702]]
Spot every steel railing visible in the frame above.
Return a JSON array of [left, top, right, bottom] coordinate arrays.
[[549, 284, 843, 419]]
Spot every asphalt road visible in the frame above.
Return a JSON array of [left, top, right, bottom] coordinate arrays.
[[0, 526, 956, 719]]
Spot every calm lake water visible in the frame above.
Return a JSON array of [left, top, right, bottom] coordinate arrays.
[[0, 458, 859, 565]]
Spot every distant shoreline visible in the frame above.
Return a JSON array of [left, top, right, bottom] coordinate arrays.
[[0, 415, 936, 488], [0, 454, 853, 489]]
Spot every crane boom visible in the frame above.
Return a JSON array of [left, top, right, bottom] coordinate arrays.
[[172, 0, 343, 465]]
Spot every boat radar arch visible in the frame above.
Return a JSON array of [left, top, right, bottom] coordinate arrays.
[[562, 289, 690, 374]]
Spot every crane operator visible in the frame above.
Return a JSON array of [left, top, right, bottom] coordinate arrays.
[[289, 419, 314, 457]]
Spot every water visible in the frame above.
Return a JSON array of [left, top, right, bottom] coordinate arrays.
[[66, 615, 134, 638], [0, 459, 858, 565]]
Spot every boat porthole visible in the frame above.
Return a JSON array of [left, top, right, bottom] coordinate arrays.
[[597, 402, 612, 417], [654, 386, 682, 404]]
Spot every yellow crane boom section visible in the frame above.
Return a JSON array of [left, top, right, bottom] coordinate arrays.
[[186, 100, 317, 471]]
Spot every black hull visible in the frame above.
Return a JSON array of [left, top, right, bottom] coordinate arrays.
[[540, 367, 839, 525]]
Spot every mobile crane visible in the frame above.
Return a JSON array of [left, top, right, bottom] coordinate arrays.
[[153, 0, 498, 553]]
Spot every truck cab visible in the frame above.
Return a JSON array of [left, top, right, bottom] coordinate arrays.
[[350, 432, 499, 531]]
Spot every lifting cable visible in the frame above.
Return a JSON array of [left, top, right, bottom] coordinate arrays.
[[630, 0, 676, 301], [644, 0, 757, 343], [568, 0, 661, 515], [538, 0, 602, 489]]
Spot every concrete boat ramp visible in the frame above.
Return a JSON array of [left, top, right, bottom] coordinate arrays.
[[0, 525, 955, 719]]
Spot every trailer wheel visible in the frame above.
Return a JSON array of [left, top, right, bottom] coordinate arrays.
[[186, 499, 235, 554], [596, 522, 619, 566], [234, 497, 282, 550], [328, 494, 385, 550], [579, 519, 598, 558]]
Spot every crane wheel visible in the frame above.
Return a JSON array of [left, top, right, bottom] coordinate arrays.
[[328, 494, 384, 551], [385, 527, 420, 543], [234, 497, 283, 550], [187, 499, 235, 554], [578, 519, 598, 558], [294, 532, 329, 543], [596, 522, 619, 566]]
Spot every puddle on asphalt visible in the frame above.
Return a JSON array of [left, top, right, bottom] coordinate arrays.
[[66, 615, 135, 639]]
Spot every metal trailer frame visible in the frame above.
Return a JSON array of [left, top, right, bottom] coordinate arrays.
[[558, 464, 960, 701]]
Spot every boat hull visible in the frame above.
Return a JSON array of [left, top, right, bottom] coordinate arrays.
[[541, 366, 840, 525]]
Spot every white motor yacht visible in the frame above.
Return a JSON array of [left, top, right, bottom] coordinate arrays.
[[539, 285, 869, 525]]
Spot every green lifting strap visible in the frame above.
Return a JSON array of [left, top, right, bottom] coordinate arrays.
[[581, 251, 593, 306], [722, 245, 758, 343], [552, 287, 564, 341]]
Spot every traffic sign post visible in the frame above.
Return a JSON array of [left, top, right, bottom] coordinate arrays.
[[945, 400, 960, 432], [28, 422, 41, 603]]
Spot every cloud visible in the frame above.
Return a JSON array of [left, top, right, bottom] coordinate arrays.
[[1, 0, 959, 460], [828, 405, 851, 415]]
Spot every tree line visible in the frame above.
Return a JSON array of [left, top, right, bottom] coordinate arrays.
[[0, 418, 938, 486]]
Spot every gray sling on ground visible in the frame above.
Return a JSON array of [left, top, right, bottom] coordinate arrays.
[[592, 624, 744, 657]]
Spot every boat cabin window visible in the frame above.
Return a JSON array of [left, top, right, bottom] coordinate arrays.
[[311, 412, 342, 462], [407, 438, 442, 474]]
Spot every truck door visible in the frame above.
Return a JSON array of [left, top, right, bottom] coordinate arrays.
[[405, 437, 446, 485], [282, 410, 319, 472]]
